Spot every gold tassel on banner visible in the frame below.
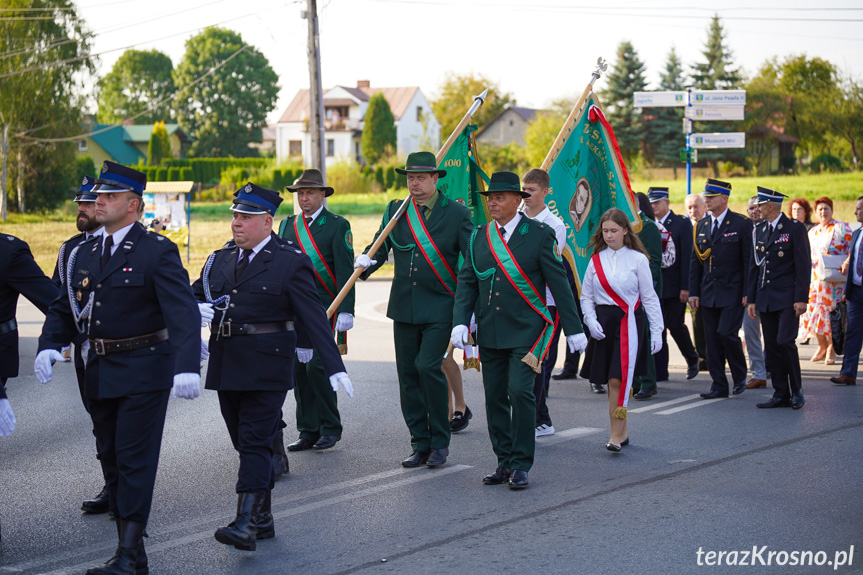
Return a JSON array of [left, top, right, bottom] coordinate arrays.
[[463, 357, 481, 372], [338, 343, 348, 355], [521, 353, 542, 374], [613, 406, 628, 420]]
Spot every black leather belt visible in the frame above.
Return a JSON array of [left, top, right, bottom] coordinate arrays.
[[217, 321, 294, 338], [0, 318, 17, 335], [90, 328, 169, 356]]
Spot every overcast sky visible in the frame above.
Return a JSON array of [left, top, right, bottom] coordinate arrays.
[[75, 0, 862, 124]]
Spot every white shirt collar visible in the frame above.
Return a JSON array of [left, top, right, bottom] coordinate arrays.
[[241, 234, 273, 262], [659, 211, 671, 226], [86, 227, 104, 241], [304, 204, 325, 223], [104, 222, 135, 253], [496, 212, 522, 241], [711, 208, 729, 227]]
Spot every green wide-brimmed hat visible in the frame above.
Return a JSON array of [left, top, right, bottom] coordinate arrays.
[[395, 151, 446, 177], [480, 171, 530, 199], [285, 168, 335, 196]]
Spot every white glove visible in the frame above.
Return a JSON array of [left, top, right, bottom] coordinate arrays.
[[80, 340, 90, 364], [567, 333, 588, 353], [329, 371, 354, 397], [172, 372, 200, 399], [200, 339, 210, 362], [34, 349, 66, 383], [354, 254, 377, 269], [585, 320, 605, 341], [297, 348, 313, 363], [650, 337, 662, 355], [0, 398, 16, 437], [198, 302, 214, 325], [335, 313, 354, 332], [469, 313, 477, 334], [451, 325, 469, 349]]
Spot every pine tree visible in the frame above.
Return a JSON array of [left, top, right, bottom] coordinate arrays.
[[599, 41, 648, 167], [147, 128, 162, 166], [361, 93, 397, 166], [646, 47, 687, 176]]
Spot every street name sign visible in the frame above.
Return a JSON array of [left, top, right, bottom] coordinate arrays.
[[685, 105, 745, 121], [690, 132, 746, 149], [633, 91, 686, 107]]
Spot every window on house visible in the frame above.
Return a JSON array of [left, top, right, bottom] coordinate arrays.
[[327, 139, 335, 157], [289, 140, 302, 156], [416, 106, 423, 122], [78, 139, 88, 151], [509, 120, 514, 127]]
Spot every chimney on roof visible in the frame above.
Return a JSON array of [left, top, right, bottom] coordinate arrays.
[[357, 80, 370, 89]]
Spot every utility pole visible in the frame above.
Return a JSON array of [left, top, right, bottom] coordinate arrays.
[[305, 0, 326, 182], [1, 125, 8, 221]]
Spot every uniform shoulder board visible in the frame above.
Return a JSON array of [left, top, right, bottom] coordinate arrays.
[[6, 235, 14, 241]]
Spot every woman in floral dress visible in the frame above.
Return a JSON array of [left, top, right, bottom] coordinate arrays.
[[802, 197, 852, 364]]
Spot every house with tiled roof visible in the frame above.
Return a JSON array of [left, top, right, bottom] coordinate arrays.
[[75, 117, 193, 166], [275, 80, 440, 166], [476, 104, 541, 147]]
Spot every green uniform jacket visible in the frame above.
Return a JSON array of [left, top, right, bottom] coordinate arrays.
[[362, 194, 473, 325], [453, 215, 583, 349], [278, 207, 355, 316], [638, 212, 663, 296]]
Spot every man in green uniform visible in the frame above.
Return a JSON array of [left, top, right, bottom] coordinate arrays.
[[632, 193, 663, 399], [279, 168, 355, 452], [355, 151, 473, 469], [451, 171, 587, 489]]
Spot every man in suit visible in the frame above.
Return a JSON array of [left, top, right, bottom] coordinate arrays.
[[52, 175, 111, 515], [649, 187, 700, 382], [747, 187, 810, 409], [743, 196, 769, 390], [632, 194, 662, 400], [689, 179, 752, 399], [36, 161, 201, 575], [451, 171, 587, 489], [195, 183, 352, 551], [830, 195, 863, 386], [685, 193, 709, 370], [355, 151, 473, 469], [0, 234, 58, 436], [278, 169, 355, 453]]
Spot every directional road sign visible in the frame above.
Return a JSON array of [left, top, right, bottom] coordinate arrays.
[[685, 105, 745, 121], [690, 90, 746, 106], [690, 132, 746, 149], [633, 91, 687, 107]]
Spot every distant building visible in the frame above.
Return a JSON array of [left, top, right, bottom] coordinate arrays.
[[476, 105, 540, 147], [747, 125, 799, 175], [275, 80, 440, 166], [248, 124, 276, 156], [75, 117, 193, 165]]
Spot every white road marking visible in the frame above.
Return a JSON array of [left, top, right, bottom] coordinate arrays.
[[535, 427, 603, 446], [627, 394, 702, 414], [656, 398, 726, 415]]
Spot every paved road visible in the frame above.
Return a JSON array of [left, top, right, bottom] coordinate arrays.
[[1, 280, 861, 574]]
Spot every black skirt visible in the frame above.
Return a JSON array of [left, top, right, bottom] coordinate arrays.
[[582, 304, 648, 384]]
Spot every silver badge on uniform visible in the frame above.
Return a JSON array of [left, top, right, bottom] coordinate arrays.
[[778, 251, 784, 257], [245, 184, 252, 193]]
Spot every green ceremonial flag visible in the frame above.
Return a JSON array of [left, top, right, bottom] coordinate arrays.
[[543, 92, 641, 294], [436, 124, 490, 226]]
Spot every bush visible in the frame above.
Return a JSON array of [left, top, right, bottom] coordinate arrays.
[[385, 166, 396, 189], [180, 167, 194, 181], [167, 167, 181, 181], [155, 168, 168, 182], [809, 153, 844, 174], [374, 166, 385, 188], [326, 161, 378, 195], [75, 156, 97, 182]]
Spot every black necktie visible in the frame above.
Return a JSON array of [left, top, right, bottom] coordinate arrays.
[[500, 227, 507, 241], [856, 236, 863, 283], [235, 249, 249, 279], [711, 218, 719, 242], [305, 216, 312, 224], [101, 235, 113, 269]]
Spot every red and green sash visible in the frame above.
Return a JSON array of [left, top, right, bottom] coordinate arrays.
[[294, 216, 337, 299], [405, 198, 457, 296], [487, 223, 554, 373]]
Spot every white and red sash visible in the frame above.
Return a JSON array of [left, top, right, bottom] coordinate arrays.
[[592, 252, 640, 418]]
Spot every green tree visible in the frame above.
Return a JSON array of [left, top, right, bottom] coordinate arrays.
[[779, 55, 839, 163], [691, 15, 744, 175], [431, 73, 516, 141], [0, 0, 94, 216], [148, 121, 172, 165], [361, 93, 396, 165], [173, 28, 279, 157], [743, 61, 792, 174], [645, 47, 687, 176], [97, 49, 176, 124], [598, 40, 648, 167], [833, 75, 863, 169], [523, 98, 574, 167]]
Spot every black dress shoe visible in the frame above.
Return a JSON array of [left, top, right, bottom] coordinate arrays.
[[634, 388, 656, 400], [401, 450, 431, 468], [621, 437, 630, 446], [82, 485, 111, 514], [757, 397, 792, 409], [508, 470, 529, 489], [686, 361, 699, 380], [698, 359, 708, 371], [426, 448, 448, 468], [791, 391, 805, 410], [287, 437, 316, 452], [700, 390, 728, 399], [732, 381, 746, 395], [214, 492, 263, 551], [313, 435, 340, 450], [450, 406, 473, 432], [605, 442, 621, 452], [590, 383, 605, 394], [551, 369, 578, 380], [482, 467, 512, 485]]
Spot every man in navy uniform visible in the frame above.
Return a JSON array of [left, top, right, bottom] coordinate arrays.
[[36, 161, 202, 575], [278, 168, 355, 453], [649, 187, 699, 381], [747, 187, 810, 409], [689, 179, 752, 399], [52, 175, 111, 515], [195, 183, 352, 551], [831, 196, 863, 386]]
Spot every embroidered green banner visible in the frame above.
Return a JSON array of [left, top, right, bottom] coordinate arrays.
[[436, 124, 491, 226]]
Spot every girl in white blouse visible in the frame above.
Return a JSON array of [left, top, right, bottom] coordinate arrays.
[[580, 208, 664, 452]]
